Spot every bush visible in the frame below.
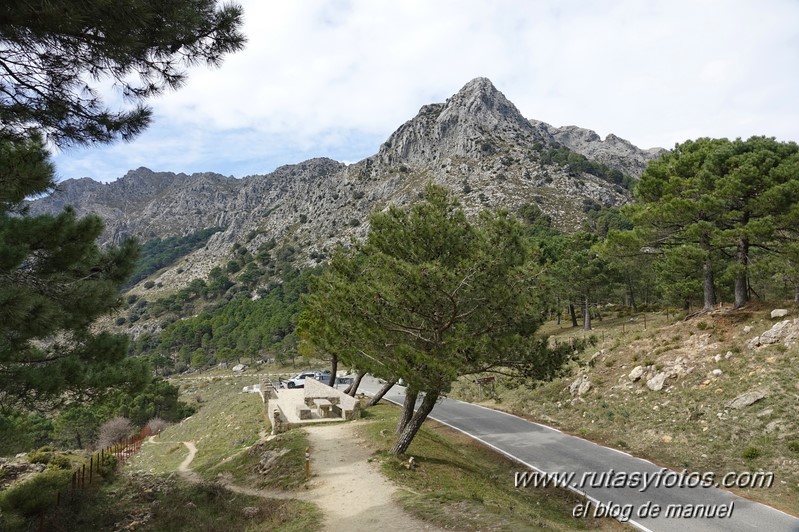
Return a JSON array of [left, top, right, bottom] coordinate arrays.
[[96, 417, 134, 450], [146, 417, 171, 435], [742, 446, 762, 460], [0, 469, 72, 517], [787, 440, 799, 455], [144, 280, 155, 289], [47, 454, 72, 470]]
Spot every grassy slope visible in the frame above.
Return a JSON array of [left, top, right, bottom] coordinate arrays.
[[450, 304, 799, 514], [357, 404, 626, 531], [121, 369, 321, 531]]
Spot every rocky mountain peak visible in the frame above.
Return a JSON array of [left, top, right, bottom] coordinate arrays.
[[442, 77, 529, 130], [377, 77, 547, 166]]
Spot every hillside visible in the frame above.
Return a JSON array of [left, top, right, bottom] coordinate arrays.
[[451, 304, 799, 514], [30, 78, 662, 299]]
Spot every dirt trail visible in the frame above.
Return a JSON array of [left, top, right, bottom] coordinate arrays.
[[150, 422, 440, 531], [298, 422, 441, 531], [177, 441, 200, 483]]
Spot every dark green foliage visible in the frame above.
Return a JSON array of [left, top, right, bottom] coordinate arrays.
[[0, 0, 245, 146], [124, 227, 223, 288], [300, 186, 571, 453], [0, 135, 149, 411], [628, 136, 799, 309], [0, 469, 72, 517], [0, 412, 52, 455], [541, 145, 635, 189], [135, 267, 319, 367]]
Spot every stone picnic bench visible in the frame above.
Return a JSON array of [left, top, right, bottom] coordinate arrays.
[[313, 398, 333, 418]]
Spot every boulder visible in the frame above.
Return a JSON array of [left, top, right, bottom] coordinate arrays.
[[628, 366, 645, 382], [771, 309, 789, 319], [232, 364, 248, 372], [646, 372, 667, 392], [747, 318, 799, 349], [726, 390, 767, 410], [569, 375, 591, 396]]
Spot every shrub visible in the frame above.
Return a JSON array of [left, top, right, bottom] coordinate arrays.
[[787, 440, 799, 455], [0, 469, 72, 517], [742, 446, 762, 460], [47, 454, 72, 470], [144, 280, 155, 289], [96, 417, 134, 450], [696, 321, 709, 330], [146, 417, 171, 435], [27, 450, 51, 465], [115, 317, 127, 326]]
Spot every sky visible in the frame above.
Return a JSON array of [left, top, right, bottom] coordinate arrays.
[[51, 0, 799, 183]]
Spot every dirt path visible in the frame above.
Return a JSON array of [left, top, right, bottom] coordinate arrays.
[[153, 422, 440, 531], [177, 441, 200, 483], [299, 421, 441, 531]]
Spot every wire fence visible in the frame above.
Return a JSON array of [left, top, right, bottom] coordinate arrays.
[[33, 425, 153, 532]]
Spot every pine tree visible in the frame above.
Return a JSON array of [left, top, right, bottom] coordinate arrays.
[[629, 137, 799, 310], [0, 135, 148, 410], [0, 0, 245, 146], [299, 185, 572, 454]]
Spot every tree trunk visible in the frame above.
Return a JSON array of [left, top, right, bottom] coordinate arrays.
[[556, 296, 561, 325], [390, 390, 440, 455], [733, 236, 749, 309], [347, 370, 366, 397], [700, 236, 716, 311], [327, 354, 338, 387], [75, 431, 82, 450], [795, 283, 799, 303], [583, 294, 591, 330], [366, 379, 396, 407], [626, 276, 637, 311], [568, 303, 578, 327], [396, 389, 419, 434]]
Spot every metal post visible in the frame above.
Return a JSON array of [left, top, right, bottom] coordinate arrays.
[[305, 447, 310, 481], [89, 456, 93, 484]]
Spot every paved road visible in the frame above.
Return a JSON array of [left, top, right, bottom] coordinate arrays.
[[359, 377, 799, 532]]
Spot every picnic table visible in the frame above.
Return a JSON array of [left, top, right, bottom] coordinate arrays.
[[313, 398, 333, 418]]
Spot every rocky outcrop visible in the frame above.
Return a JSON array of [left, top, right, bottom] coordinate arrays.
[[30, 78, 660, 289], [530, 121, 665, 178], [747, 319, 799, 349]]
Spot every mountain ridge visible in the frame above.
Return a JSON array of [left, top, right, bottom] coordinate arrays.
[[30, 77, 665, 294]]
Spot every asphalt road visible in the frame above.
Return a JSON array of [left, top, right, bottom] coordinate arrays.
[[359, 377, 799, 532]]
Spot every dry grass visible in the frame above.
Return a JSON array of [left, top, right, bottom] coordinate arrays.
[[451, 303, 799, 515]]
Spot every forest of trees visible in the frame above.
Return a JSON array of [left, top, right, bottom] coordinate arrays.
[[124, 227, 224, 288]]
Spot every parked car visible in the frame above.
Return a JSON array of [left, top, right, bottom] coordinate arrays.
[[314, 370, 332, 382], [282, 371, 316, 389]]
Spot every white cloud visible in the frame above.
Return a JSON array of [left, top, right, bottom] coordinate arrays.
[[52, 0, 799, 182]]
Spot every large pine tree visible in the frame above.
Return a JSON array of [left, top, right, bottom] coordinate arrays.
[[1, 0, 245, 146], [0, 135, 149, 410], [299, 186, 572, 455], [0, 1, 245, 409]]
